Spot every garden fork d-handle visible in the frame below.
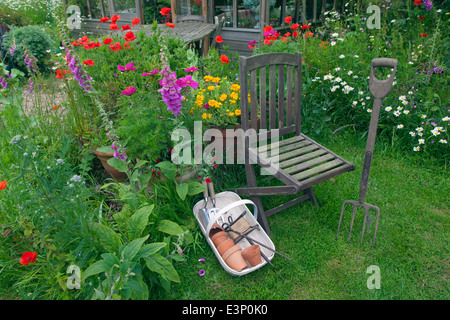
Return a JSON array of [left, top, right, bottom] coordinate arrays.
[[359, 58, 398, 204]]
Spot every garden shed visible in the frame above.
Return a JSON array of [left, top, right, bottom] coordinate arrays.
[[68, 0, 337, 56]]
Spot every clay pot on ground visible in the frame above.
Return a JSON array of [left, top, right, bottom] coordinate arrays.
[[210, 231, 228, 247], [241, 244, 262, 267], [217, 239, 235, 256], [222, 244, 248, 271], [93, 149, 127, 182]]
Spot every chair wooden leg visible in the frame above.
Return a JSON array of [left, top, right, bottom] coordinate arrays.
[[305, 187, 319, 206], [245, 163, 272, 236]]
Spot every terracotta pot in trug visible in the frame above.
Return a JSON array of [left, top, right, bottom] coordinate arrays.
[[208, 223, 224, 238], [217, 239, 235, 256], [241, 244, 262, 267], [210, 231, 228, 247], [93, 150, 127, 182], [222, 244, 248, 271]]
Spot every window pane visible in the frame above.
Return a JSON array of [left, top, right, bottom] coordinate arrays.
[[113, 0, 137, 14], [239, 0, 259, 29], [176, 0, 203, 16], [214, 0, 233, 28]]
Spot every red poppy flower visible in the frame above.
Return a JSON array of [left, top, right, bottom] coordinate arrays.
[[84, 41, 102, 49], [109, 42, 122, 51], [109, 23, 119, 30], [0, 181, 7, 190], [103, 37, 113, 44], [264, 25, 273, 33], [124, 42, 131, 50], [132, 18, 140, 26], [19, 252, 37, 266], [121, 24, 131, 31], [124, 31, 136, 41], [301, 24, 310, 30], [100, 16, 110, 23], [304, 31, 313, 38], [284, 16, 292, 24], [205, 178, 211, 183], [53, 105, 58, 110], [215, 36, 223, 43], [414, 0, 423, 5], [418, 16, 425, 20], [420, 32, 428, 37], [248, 44, 255, 50], [292, 31, 299, 38], [166, 22, 175, 28], [83, 59, 95, 66], [219, 55, 229, 64], [160, 7, 171, 16], [55, 69, 71, 79], [111, 14, 121, 23], [291, 23, 299, 30]]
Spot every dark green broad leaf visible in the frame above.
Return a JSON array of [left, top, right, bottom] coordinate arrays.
[[144, 254, 180, 283]]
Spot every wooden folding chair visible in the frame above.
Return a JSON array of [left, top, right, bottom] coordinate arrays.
[[235, 52, 355, 236]]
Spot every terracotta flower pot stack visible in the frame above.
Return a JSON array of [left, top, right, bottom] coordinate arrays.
[[209, 223, 262, 271]]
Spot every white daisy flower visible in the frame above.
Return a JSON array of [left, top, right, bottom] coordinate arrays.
[[385, 106, 392, 111], [439, 139, 447, 144], [397, 124, 404, 129], [339, 55, 345, 59], [413, 146, 420, 151], [418, 139, 425, 144]]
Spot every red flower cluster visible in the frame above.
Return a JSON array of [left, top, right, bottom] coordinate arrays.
[[20, 252, 37, 266], [98, 15, 139, 49], [414, 0, 423, 5], [265, 16, 313, 46], [0, 181, 7, 190], [55, 69, 71, 79], [219, 55, 229, 64]]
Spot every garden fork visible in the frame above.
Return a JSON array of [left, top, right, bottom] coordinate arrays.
[[336, 58, 398, 248]]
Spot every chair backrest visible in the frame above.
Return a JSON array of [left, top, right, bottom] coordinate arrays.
[[176, 15, 206, 23], [239, 52, 303, 139]]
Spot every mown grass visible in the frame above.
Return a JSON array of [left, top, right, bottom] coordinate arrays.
[[161, 130, 449, 300]]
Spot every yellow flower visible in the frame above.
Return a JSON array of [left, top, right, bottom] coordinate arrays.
[[196, 94, 204, 101], [212, 77, 221, 83], [229, 112, 235, 117], [231, 84, 240, 91], [219, 94, 227, 102], [230, 91, 239, 100], [231, 100, 236, 104], [235, 109, 241, 116], [204, 75, 213, 82], [207, 86, 215, 91]]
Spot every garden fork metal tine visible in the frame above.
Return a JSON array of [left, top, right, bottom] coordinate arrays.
[[347, 203, 358, 244]]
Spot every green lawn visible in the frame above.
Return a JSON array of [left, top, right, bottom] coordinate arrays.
[[164, 131, 449, 300]]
